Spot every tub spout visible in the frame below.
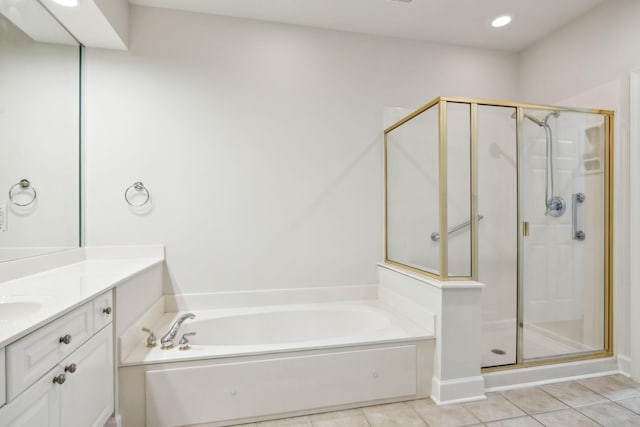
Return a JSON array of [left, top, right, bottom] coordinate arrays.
[[160, 312, 195, 349]]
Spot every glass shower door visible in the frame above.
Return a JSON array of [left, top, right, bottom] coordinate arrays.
[[520, 109, 607, 361], [477, 105, 518, 368]]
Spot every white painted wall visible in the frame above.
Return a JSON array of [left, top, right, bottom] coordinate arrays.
[[84, 6, 518, 294], [94, 0, 129, 47], [519, 0, 640, 369]]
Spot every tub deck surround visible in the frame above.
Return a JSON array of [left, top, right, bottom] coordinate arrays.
[[120, 301, 434, 366], [0, 245, 164, 347], [377, 263, 486, 405], [164, 284, 379, 312]]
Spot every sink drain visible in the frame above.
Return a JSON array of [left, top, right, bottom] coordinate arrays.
[[491, 348, 507, 355]]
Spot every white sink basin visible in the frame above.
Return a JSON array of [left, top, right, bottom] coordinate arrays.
[[0, 296, 46, 321]]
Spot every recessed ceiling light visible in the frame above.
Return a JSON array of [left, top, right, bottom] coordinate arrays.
[[52, 0, 78, 7], [491, 15, 512, 28]]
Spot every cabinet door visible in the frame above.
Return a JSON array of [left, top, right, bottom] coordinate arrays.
[[93, 290, 113, 333], [60, 326, 114, 427], [0, 367, 61, 427]]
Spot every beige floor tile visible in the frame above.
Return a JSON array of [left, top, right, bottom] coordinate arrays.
[[502, 387, 567, 414], [309, 409, 370, 427], [578, 375, 640, 401], [485, 416, 543, 426], [464, 393, 526, 423], [617, 397, 640, 414], [230, 424, 257, 427], [577, 402, 640, 426], [408, 399, 481, 427], [362, 402, 427, 427], [533, 408, 600, 426], [256, 416, 313, 427], [540, 381, 609, 407]]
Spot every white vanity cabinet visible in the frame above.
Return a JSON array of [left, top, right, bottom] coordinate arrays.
[[0, 291, 114, 427], [60, 326, 113, 427], [0, 366, 60, 427]]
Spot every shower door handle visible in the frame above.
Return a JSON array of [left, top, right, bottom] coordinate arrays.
[[572, 193, 586, 241]]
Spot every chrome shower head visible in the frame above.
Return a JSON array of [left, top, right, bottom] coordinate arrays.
[[543, 111, 560, 124]]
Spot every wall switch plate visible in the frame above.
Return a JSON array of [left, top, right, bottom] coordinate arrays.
[[0, 202, 6, 232]]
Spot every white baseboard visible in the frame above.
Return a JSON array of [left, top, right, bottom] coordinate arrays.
[[431, 376, 486, 405], [618, 353, 632, 376]]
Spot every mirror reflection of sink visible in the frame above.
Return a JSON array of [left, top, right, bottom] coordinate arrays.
[[0, 296, 47, 320]]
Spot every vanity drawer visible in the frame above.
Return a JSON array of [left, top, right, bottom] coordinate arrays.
[[92, 290, 113, 332], [6, 302, 93, 401]]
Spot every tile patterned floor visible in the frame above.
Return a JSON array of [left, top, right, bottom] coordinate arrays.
[[231, 375, 640, 427]]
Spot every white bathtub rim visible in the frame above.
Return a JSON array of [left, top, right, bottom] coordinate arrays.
[[120, 334, 435, 367], [120, 301, 434, 367]]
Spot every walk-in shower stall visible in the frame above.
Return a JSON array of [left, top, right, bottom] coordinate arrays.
[[384, 96, 613, 369]]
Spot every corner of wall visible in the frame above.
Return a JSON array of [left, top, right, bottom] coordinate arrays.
[[93, 0, 129, 48]]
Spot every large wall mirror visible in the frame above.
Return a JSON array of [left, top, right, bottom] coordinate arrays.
[[0, 0, 81, 262]]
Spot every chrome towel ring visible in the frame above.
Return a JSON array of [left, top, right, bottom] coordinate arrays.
[[9, 179, 37, 207], [125, 182, 150, 207]]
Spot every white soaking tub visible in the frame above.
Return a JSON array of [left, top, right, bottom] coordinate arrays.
[[119, 301, 435, 427]]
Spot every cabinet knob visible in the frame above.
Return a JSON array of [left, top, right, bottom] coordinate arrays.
[[103, 306, 112, 315], [65, 363, 77, 373], [59, 334, 72, 345], [53, 373, 66, 385]]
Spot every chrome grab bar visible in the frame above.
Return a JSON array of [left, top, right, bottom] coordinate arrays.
[[572, 193, 586, 241], [430, 214, 484, 242]]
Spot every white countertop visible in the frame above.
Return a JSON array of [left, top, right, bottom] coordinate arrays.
[[0, 257, 163, 348]]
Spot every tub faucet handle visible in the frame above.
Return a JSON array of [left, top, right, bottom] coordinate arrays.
[[178, 332, 196, 351], [142, 327, 157, 348]]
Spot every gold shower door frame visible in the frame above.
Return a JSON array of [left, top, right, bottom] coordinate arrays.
[[383, 96, 614, 370]]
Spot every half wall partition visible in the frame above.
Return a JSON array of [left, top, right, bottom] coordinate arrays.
[[384, 97, 613, 369]]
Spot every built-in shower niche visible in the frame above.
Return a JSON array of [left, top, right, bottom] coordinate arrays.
[[583, 123, 605, 173], [384, 96, 613, 370]]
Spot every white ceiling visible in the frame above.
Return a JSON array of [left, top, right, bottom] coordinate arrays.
[[128, 0, 604, 52]]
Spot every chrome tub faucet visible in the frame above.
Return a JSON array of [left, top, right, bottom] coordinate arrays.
[[160, 312, 195, 349]]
